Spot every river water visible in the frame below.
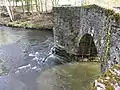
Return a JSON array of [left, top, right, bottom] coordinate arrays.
[[0, 26, 101, 90]]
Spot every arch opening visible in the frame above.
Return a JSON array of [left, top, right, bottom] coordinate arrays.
[[78, 34, 98, 59]]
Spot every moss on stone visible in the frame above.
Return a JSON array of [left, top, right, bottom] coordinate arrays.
[[105, 10, 120, 22], [113, 13, 120, 22], [6, 21, 52, 30], [105, 9, 115, 16], [81, 4, 120, 22], [91, 64, 120, 90], [101, 15, 112, 71], [81, 4, 103, 10]]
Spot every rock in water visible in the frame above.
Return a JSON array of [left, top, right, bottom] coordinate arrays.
[[44, 54, 64, 67], [43, 46, 71, 68]]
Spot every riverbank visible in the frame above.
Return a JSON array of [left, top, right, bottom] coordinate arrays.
[[0, 12, 53, 30]]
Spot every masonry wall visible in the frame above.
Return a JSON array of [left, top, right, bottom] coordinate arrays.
[[110, 21, 120, 66], [53, 5, 120, 71]]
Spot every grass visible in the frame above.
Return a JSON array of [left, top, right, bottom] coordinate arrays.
[[7, 20, 52, 30]]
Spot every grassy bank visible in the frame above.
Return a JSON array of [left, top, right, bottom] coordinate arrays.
[[5, 21, 53, 30], [0, 13, 53, 30]]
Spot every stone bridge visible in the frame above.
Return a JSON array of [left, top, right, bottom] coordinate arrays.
[[53, 4, 120, 71]]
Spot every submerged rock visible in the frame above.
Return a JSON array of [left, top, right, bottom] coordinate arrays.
[[44, 54, 63, 67], [43, 46, 71, 67]]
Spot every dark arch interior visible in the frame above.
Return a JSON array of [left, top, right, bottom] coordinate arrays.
[[78, 34, 98, 58]]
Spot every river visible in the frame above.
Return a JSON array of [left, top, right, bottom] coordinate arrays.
[[0, 26, 101, 90]]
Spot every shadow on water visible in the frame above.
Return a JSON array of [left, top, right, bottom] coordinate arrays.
[[0, 26, 101, 90]]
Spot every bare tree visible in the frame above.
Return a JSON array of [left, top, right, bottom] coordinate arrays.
[[51, 0, 59, 7], [45, 0, 48, 13], [4, 0, 14, 21], [26, 0, 30, 14], [15, 0, 18, 7], [21, 0, 25, 14], [12, 0, 16, 7], [39, 0, 43, 13]]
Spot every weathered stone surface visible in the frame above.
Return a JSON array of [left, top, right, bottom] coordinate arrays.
[[53, 4, 120, 71], [91, 64, 120, 90]]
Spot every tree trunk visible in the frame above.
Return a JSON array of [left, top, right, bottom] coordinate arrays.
[[15, 0, 17, 7], [30, 0, 33, 19], [8, 0, 14, 19], [51, 0, 54, 7], [35, 0, 39, 12], [39, 0, 43, 13], [21, 0, 25, 14], [13, 0, 15, 7], [45, 0, 48, 13], [26, 0, 30, 13], [4, 0, 13, 21], [35, 0, 41, 18]]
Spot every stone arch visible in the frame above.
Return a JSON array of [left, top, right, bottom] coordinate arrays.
[[78, 33, 98, 58], [53, 4, 120, 71]]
